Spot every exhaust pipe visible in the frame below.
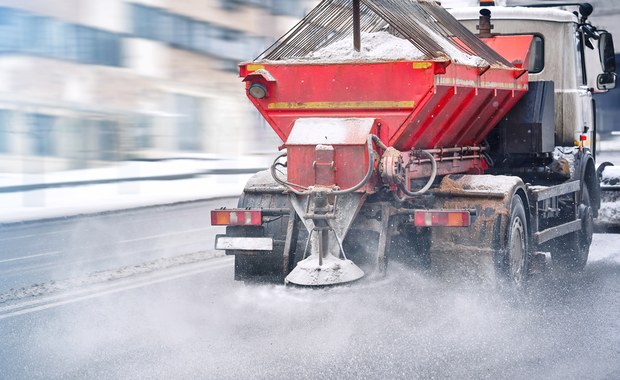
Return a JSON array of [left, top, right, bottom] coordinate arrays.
[[477, 8, 494, 38]]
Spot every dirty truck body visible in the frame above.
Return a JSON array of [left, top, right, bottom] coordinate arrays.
[[211, 1, 616, 287]]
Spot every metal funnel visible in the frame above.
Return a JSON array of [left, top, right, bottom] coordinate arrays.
[[285, 191, 366, 286], [285, 252, 364, 286]]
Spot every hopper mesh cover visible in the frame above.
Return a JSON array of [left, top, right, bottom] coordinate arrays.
[[255, 0, 512, 67]]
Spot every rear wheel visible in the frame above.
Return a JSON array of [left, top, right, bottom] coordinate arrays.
[[232, 191, 303, 283], [550, 186, 592, 272], [497, 195, 530, 287]]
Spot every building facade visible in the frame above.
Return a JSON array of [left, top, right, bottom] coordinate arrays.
[[1, 0, 616, 173], [0, 0, 317, 173]]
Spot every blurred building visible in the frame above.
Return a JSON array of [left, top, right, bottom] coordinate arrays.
[[0, 0, 318, 173], [0, 0, 617, 173]]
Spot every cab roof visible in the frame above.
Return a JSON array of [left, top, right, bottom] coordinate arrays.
[[449, 6, 578, 24]]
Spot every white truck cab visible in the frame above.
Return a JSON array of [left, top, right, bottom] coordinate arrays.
[[450, 4, 616, 148]]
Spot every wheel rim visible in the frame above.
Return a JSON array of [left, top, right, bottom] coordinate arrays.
[[509, 216, 526, 283]]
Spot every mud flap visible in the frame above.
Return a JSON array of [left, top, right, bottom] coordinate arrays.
[[428, 174, 528, 284]]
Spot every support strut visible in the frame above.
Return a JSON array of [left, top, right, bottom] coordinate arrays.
[[353, 0, 361, 52]]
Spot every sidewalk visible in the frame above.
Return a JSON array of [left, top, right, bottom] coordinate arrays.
[[0, 155, 274, 224]]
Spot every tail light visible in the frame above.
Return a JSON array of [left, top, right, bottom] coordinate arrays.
[[414, 210, 471, 227], [211, 209, 262, 226]]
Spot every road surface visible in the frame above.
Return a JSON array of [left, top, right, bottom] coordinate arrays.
[[0, 198, 235, 294], [0, 210, 619, 379], [1, 146, 620, 379]]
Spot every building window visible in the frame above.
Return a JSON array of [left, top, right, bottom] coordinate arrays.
[[0, 6, 122, 67], [99, 120, 119, 161], [270, 0, 304, 17], [131, 3, 159, 40], [171, 15, 192, 48], [175, 95, 202, 151], [134, 114, 152, 149], [191, 22, 211, 53], [0, 110, 10, 153], [217, 59, 241, 72], [158, 11, 174, 44], [128, 3, 255, 61], [62, 23, 79, 61], [23, 14, 50, 55], [220, 0, 244, 11], [220, 0, 271, 9], [29, 114, 55, 156]]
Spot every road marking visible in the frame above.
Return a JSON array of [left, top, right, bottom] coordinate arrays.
[[0, 257, 233, 320], [0, 251, 60, 264]]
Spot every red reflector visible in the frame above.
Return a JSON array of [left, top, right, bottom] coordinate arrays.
[[413, 210, 470, 227], [210, 209, 262, 226], [579, 134, 587, 141]]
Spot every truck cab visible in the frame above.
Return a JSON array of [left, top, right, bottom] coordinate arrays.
[[450, 4, 616, 148]]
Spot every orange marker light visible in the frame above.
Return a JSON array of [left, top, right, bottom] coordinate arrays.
[[413, 210, 471, 227], [211, 209, 262, 226]]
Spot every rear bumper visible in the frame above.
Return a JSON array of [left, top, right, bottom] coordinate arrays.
[[215, 235, 273, 251]]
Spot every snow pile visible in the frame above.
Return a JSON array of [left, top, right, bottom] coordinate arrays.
[[446, 174, 521, 194], [304, 31, 487, 67], [308, 31, 426, 61], [553, 146, 577, 178], [425, 28, 488, 67], [597, 164, 620, 225], [600, 165, 620, 186], [598, 199, 620, 225]]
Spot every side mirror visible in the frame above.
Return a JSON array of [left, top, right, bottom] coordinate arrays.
[[598, 31, 616, 73], [598, 72, 616, 90]]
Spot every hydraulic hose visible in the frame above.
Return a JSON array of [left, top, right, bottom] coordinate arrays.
[[269, 152, 306, 195], [331, 135, 375, 195], [398, 149, 437, 197], [269, 134, 376, 195]]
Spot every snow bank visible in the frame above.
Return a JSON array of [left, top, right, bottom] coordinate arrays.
[[553, 146, 577, 178], [598, 165, 620, 226], [600, 165, 620, 185]]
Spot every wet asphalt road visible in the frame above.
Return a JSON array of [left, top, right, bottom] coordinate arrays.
[[0, 199, 232, 294], [0, 232, 618, 379], [1, 149, 619, 379]]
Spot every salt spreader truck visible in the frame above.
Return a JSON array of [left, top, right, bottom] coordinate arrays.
[[210, 0, 617, 287]]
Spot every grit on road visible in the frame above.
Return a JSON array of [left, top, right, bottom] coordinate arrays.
[[0, 232, 618, 379], [1, 149, 619, 379]]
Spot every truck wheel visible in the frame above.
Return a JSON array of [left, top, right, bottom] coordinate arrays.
[[232, 192, 301, 283], [551, 186, 592, 272], [498, 195, 529, 286]]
